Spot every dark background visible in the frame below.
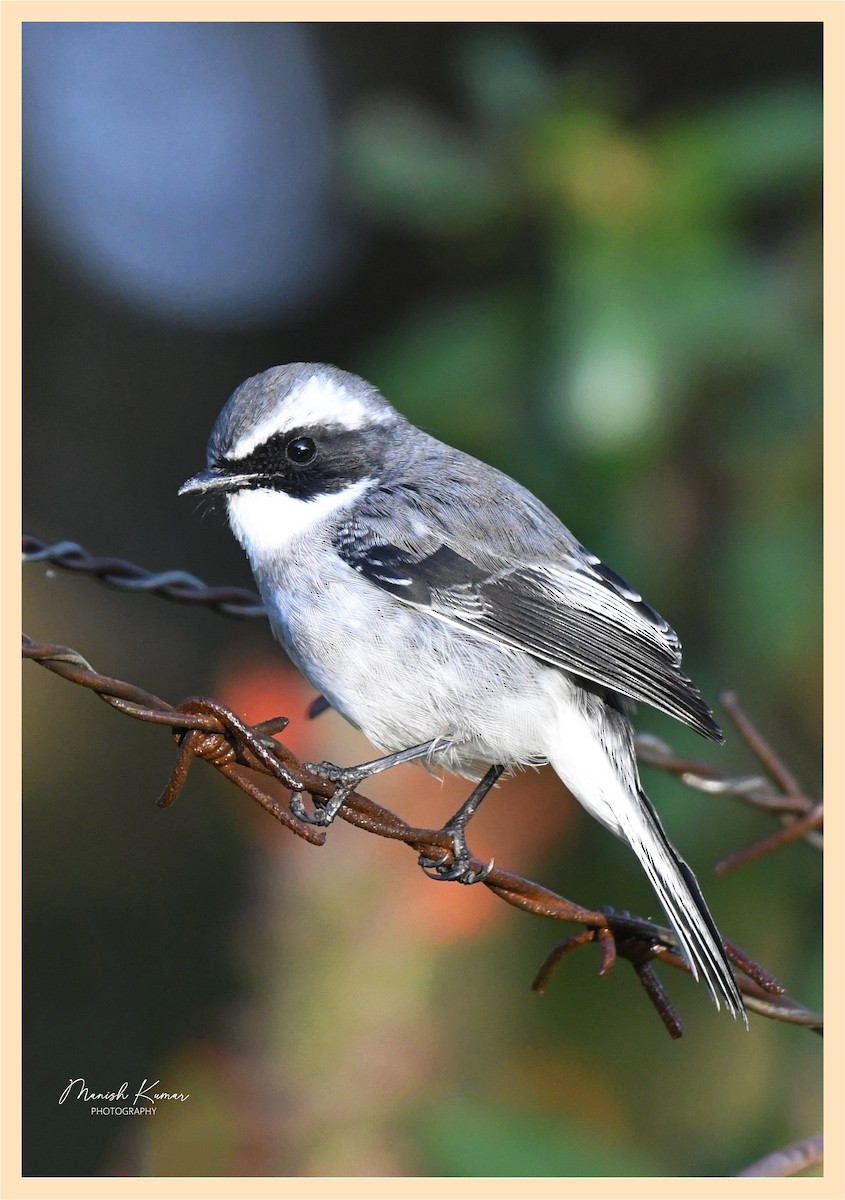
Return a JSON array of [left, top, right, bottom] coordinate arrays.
[[23, 20, 822, 1177]]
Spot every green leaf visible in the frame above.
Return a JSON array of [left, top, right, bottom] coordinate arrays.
[[343, 100, 510, 234], [655, 83, 822, 218]]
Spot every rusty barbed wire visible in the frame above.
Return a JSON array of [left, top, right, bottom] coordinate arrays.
[[24, 533, 822, 873], [23, 534, 824, 1033], [634, 700, 823, 871], [22, 631, 822, 1040]]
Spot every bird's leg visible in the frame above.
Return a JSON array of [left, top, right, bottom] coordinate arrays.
[[419, 764, 504, 885], [290, 740, 440, 827]]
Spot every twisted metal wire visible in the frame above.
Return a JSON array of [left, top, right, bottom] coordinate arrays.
[[22, 631, 822, 1040], [24, 532, 823, 868], [23, 534, 265, 618], [24, 532, 824, 1175], [634, 720, 823, 871], [23, 533, 824, 1035]]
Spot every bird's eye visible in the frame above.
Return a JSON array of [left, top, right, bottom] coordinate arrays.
[[285, 436, 317, 464]]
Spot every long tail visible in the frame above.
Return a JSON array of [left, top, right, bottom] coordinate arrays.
[[624, 786, 747, 1025], [549, 692, 747, 1024]]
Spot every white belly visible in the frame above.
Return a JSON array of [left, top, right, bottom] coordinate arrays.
[[261, 551, 563, 773], [228, 489, 571, 773]]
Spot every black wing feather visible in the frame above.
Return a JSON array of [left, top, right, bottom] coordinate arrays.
[[338, 534, 722, 743]]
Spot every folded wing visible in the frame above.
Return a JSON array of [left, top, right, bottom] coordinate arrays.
[[335, 526, 722, 742]]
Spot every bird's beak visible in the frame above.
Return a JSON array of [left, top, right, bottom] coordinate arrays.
[[177, 463, 256, 492], [178, 467, 236, 496]]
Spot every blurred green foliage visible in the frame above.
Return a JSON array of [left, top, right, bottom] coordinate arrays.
[[412, 1095, 661, 1176]]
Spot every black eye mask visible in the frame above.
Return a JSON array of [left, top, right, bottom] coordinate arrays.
[[218, 426, 380, 499]]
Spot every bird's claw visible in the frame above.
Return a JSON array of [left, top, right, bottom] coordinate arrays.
[[418, 840, 494, 885], [289, 761, 360, 826], [290, 789, 340, 827]]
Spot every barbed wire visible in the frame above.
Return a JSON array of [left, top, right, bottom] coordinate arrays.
[[633, 703, 823, 871], [24, 531, 823, 1181], [24, 533, 823, 871], [22, 630, 822, 1040], [22, 534, 265, 617]]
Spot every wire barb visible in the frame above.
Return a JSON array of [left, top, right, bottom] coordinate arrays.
[[24, 532, 823, 865], [22, 629, 822, 1040], [23, 533, 823, 1038], [635, 695, 822, 867]]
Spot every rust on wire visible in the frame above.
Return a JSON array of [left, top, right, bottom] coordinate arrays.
[[23, 534, 823, 1037], [714, 803, 824, 876], [22, 629, 821, 1040], [25, 533, 824, 867], [634, 708, 822, 863]]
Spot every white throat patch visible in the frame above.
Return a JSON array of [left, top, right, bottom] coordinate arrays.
[[226, 480, 371, 561], [230, 373, 390, 461]]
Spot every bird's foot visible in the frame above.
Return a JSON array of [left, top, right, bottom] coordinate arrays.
[[289, 761, 362, 827], [419, 821, 494, 885]]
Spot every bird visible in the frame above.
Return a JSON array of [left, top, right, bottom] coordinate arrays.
[[179, 362, 746, 1023]]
